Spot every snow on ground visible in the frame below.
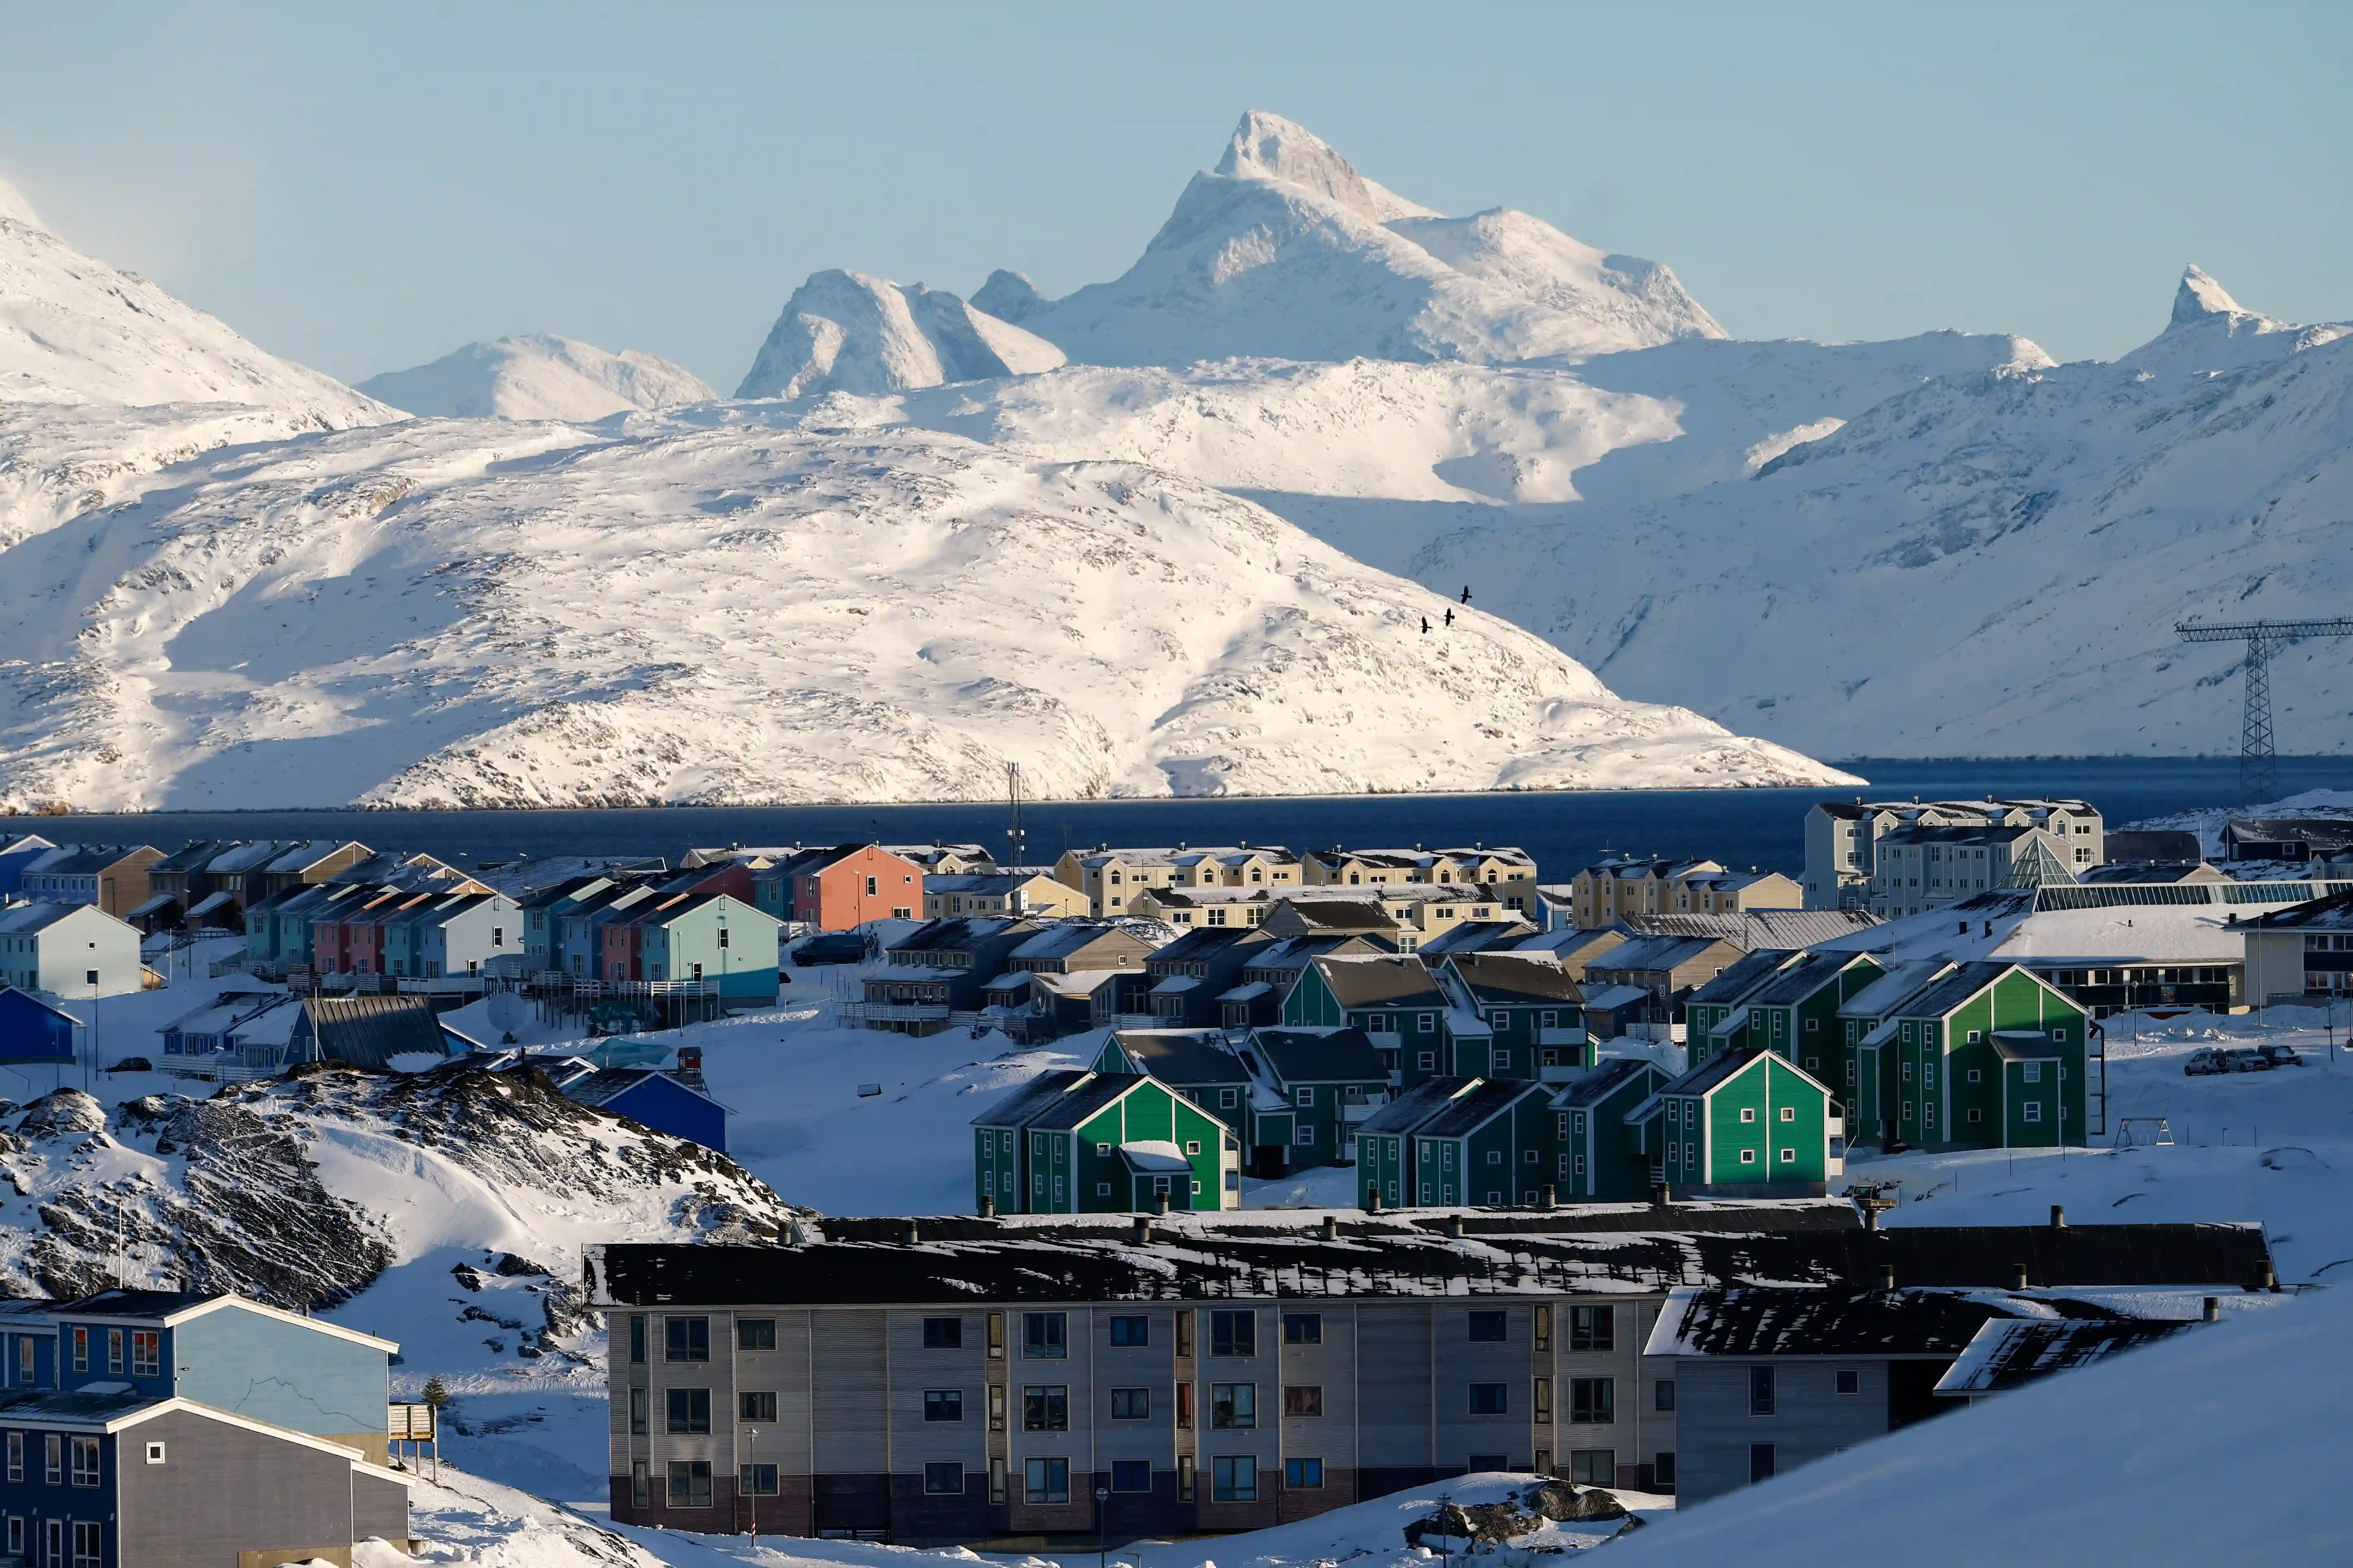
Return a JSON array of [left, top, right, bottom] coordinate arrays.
[[358, 335, 717, 421], [1605, 1233, 2346, 1567], [0, 406, 1852, 812]]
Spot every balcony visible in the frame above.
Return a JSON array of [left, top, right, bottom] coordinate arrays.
[[1537, 1026, 1587, 1048], [838, 1002, 951, 1024]]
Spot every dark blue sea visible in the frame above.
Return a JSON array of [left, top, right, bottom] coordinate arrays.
[[17, 758, 2349, 882]]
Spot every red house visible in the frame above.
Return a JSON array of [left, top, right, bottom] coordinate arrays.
[[782, 844, 924, 931]]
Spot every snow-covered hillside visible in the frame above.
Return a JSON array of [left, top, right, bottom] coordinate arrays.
[[736, 269, 1064, 400], [0, 186, 390, 421], [1013, 112, 1724, 366], [357, 334, 714, 420], [0, 406, 1850, 810]]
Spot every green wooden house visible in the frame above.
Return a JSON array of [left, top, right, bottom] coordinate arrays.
[[1282, 954, 1449, 1087], [1551, 1057, 1671, 1200], [1243, 1027, 1391, 1168], [1351, 1075, 1557, 1208], [972, 1069, 1238, 1214], [1636, 1046, 1838, 1197], [1097, 1029, 1258, 1137], [1437, 952, 1590, 1080], [1687, 949, 1885, 1089], [1850, 960, 2091, 1152]]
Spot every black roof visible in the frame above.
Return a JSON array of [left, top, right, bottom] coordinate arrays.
[[1110, 1031, 1249, 1086], [1023, 1071, 1153, 1132], [1555, 1057, 1666, 1109], [1658, 1286, 2031, 1358], [1417, 1077, 1553, 1138], [1938, 1318, 2194, 1393], [586, 1218, 2268, 1307], [888, 916, 1032, 954], [1355, 1076, 1480, 1137], [971, 1069, 1093, 1129], [1251, 1027, 1386, 1085], [1661, 1045, 1777, 1100], [1445, 953, 1582, 1005], [1687, 949, 1797, 1007], [1897, 960, 2028, 1021], [0, 1387, 158, 1426], [50, 1289, 217, 1320], [2241, 889, 2353, 932], [1746, 951, 1871, 1008], [1148, 927, 1262, 966], [297, 994, 446, 1069]]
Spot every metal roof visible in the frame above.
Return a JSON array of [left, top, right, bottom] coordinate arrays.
[[1553, 1057, 1666, 1109], [1310, 955, 1443, 1009], [1109, 1030, 1251, 1086], [1443, 952, 1583, 1005], [1250, 1027, 1386, 1085]]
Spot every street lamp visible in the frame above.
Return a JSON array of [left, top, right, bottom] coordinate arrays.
[[742, 1425, 757, 1547], [1095, 1484, 1111, 1568]]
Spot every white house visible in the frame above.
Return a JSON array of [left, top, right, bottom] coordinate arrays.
[[0, 902, 145, 997]]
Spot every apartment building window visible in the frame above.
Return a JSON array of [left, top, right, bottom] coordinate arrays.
[[664, 1316, 710, 1362], [1567, 1449, 1616, 1487], [1468, 1383, 1509, 1415], [1023, 1386, 1068, 1431], [1024, 1312, 1067, 1357], [1175, 1309, 1194, 1359], [739, 1318, 777, 1351], [668, 1460, 713, 1509], [1110, 1388, 1151, 1419], [630, 1460, 650, 1510], [1569, 1305, 1613, 1351], [1569, 1377, 1615, 1425], [1468, 1310, 1507, 1342], [1211, 1382, 1257, 1428], [1282, 1383, 1325, 1417], [1533, 1376, 1552, 1423], [1749, 1366, 1776, 1416], [1210, 1310, 1256, 1357], [922, 1461, 965, 1497], [1655, 1380, 1675, 1412], [44, 1435, 60, 1485], [69, 1328, 86, 1374], [3, 1433, 17, 1484], [1212, 1455, 1257, 1502], [666, 1389, 711, 1434], [106, 1329, 123, 1375], [132, 1328, 161, 1375], [1176, 1382, 1195, 1429], [628, 1388, 648, 1435], [1024, 1457, 1070, 1504], [1283, 1312, 1322, 1344], [1749, 1443, 1776, 1484], [1285, 1457, 1324, 1488], [1836, 1369, 1861, 1394], [740, 1463, 780, 1497], [987, 1384, 1006, 1432]]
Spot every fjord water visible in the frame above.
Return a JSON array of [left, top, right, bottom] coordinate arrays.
[[23, 758, 2346, 880]]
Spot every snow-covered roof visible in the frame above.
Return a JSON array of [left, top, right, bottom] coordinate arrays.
[[1217, 981, 1271, 1002], [1579, 984, 1653, 1012], [1992, 905, 2245, 964], [1933, 1316, 2197, 1395], [1117, 1141, 1191, 1174], [1033, 968, 1119, 997]]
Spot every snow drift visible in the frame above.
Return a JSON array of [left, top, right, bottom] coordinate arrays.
[[357, 334, 715, 420]]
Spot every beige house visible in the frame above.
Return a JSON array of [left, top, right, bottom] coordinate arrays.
[[1301, 847, 1540, 915], [924, 871, 1089, 920], [1564, 857, 1724, 928], [1054, 846, 1298, 916], [1671, 869, 1802, 916]]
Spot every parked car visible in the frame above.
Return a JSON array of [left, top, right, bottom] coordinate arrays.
[[2184, 1048, 2234, 1076], [2253, 1042, 2305, 1068], [791, 931, 869, 966], [2227, 1049, 2274, 1072]]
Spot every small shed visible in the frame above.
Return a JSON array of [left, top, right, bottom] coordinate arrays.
[[0, 988, 78, 1065], [286, 994, 448, 1068]]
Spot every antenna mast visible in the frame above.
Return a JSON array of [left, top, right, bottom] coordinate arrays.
[[1006, 763, 1027, 868]]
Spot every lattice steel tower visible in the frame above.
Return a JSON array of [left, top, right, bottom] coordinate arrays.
[[2175, 618, 2353, 803]]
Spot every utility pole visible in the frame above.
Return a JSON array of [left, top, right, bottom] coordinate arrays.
[[2176, 617, 2353, 803], [1006, 763, 1028, 868]]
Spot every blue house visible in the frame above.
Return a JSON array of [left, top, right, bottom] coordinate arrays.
[[0, 1289, 411, 1566], [0, 990, 78, 1066], [543, 1058, 733, 1153]]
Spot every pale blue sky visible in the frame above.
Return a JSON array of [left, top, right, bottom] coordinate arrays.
[[4, 2, 2347, 389]]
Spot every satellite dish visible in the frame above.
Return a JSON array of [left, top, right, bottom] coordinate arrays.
[[485, 991, 530, 1035]]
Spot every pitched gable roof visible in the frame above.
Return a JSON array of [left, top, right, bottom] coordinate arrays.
[[1310, 954, 1442, 1009], [1444, 952, 1582, 1005], [1250, 1027, 1386, 1084]]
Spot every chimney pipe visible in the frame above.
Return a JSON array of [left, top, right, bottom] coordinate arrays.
[[1651, 1182, 1671, 1209], [2011, 1265, 2028, 1291], [1444, 1215, 1464, 1239], [1321, 1215, 1338, 1241], [1132, 1215, 1151, 1244], [1879, 1264, 1895, 1293], [2050, 1204, 2066, 1229], [1540, 1184, 1556, 1211], [1155, 1191, 1171, 1216], [1365, 1189, 1382, 1213], [979, 1194, 995, 1218], [2203, 1296, 2221, 1323]]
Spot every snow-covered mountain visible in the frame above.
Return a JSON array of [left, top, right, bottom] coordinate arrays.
[[357, 334, 713, 420], [1011, 112, 1726, 366], [736, 269, 1064, 400], [0, 182, 391, 422], [0, 406, 1852, 810], [1408, 268, 2353, 756]]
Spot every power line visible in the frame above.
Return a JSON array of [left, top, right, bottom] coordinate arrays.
[[2175, 618, 2353, 804]]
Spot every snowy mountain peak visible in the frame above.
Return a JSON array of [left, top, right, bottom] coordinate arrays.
[[356, 334, 714, 422], [972, 269, 1048, 323], [736, 269, 1066, 401], [0, 174, 40, 230], [1213, 110, 1440, 223], [2170, 264, 2252, 327]]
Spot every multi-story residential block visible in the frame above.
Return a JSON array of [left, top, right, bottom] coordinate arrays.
[[1435, 954, 1588, 1081], [1684, 949, 1887, 1087], [1052, 846, 1302, 918], [751, 844, 926, 927], [1353, 1077, 1560, 1208], [1098, 1027, 1389, 1173], [1551, 1059, 1672, 1201], [2238, 887, 2353, 1005], [1281, 955, 1449, 1087], [0, 903, 144, 998], [1842, 961, 2093, 1151], [1561, 857, 1722, 929], [589, 1211, 2264, 1537], [1803, 798, 2106, 910], [972, 1069, 1240, 1214], [1141, 929, 1271, 1029], [1868, 825, 2076, 917], [602, 892, 781, 1000], [1302, 847, 1540, 919], [0, 834, 57, 899], [856, 917, 1046, 1034]]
